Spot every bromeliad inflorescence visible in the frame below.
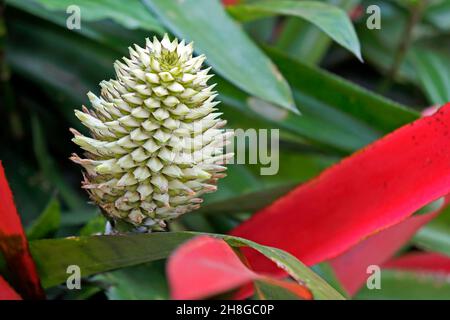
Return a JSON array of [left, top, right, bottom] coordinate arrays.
[[70, 34, 233, 232]]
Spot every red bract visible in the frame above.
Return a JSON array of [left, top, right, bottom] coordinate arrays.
[[329, 203, 445, 295], [0, 162, 44, 299], [0, 275, 22, 300], [384, 252, 450, 273], [167, 236, 312, 300], [231, 103, 450, 273], [168, 236, 256, 300]]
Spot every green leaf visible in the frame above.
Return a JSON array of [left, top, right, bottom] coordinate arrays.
[[143, 0, 297, 113], [198, 183, 296, 215], [31, 114, 85, 210], [30, 232, 344, 299], [276, 0, 361, 65], [224, 235, 345, 299], [30, 232, 193, 288], [220, 48, 419, 152], [196, 153, 334, 217], [7, 0, 164, 34], [79, 215, 107, 236], [96, 262, 169, 300], [7, 16, 118, 128], [268, 48, 419, 134], [410, 48, 450, 105], [355, 270, 450, 300], [424, 0, 450, 31], [26, 198, 61, 241], [228, 0, 361, 61]]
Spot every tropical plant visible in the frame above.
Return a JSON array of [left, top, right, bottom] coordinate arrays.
[[1, 0, 450, 300]]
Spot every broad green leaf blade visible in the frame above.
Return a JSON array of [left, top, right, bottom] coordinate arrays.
[[144, 0, 297, 113], [410, 48, 450, 105], [355, 270, 450, 300], [7, 0, 164, 34], [30, 232, 344, 299], [30, 232, 193, 288], [276, 0, 361, 65], [26, 198, 61, 241], [228, 0, 362, 61]]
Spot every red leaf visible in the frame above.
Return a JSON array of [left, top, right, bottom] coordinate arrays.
[[329, 206, 443, 295], [384, 252, 450, 274], [0, 161, 45, 299], [0, 275, 22, 300], [231, 103, 450, 273], [167, 236, 312, 300]]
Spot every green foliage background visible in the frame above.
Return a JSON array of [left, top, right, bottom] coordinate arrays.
[[1, 0, 450, 299]]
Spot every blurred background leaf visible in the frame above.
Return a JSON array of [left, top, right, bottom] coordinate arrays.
[[228, 0, 362, 61], [26, 197, 61, 241], [410, 48, 450, 105], [276, 0, 361, 65], [356, 269, 450, 299], [7, 0, 164, 33]]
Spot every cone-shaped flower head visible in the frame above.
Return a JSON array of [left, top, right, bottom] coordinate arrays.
[[71, 34, 233, 232]]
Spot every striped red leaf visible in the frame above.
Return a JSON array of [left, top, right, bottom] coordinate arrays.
[[231, 103, 450, 275]]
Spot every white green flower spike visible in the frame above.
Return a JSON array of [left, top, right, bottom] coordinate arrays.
[[71, 34, 233, 232]]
